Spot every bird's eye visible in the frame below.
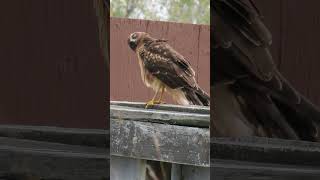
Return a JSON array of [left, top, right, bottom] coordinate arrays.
[[132, 34, 137, 39]]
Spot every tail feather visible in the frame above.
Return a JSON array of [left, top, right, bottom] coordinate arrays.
[[238, 78, 320, 141], [183, 87, 210, 106]]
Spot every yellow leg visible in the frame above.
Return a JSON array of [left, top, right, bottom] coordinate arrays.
[[145, 87, 160, 109], [154, 86, 165, 104]]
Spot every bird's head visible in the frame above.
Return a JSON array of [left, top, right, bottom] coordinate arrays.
[[128, 32, 152, 51]]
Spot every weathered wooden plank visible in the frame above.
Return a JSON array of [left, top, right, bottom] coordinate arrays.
[[0, 137, 108, 180], [111, 119, 209, 167], [211, 159, 320, 180], [211, 137, 320, 166], [0, 125, 108, 147]]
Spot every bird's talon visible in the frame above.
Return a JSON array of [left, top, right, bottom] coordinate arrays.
[[145, 100, 155, 109], [145, 100, 163, 108], [153, 101, 162, 104]]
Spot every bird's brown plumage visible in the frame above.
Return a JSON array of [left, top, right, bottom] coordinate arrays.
[[212, 0, 320, 141], [128, 32, 209, 106]]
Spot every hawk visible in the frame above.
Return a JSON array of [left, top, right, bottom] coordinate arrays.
[[212, 0, 320, 141], [128, 32, 210, 108]]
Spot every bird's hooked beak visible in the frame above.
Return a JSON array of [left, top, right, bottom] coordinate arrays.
[[128, 33, 139, 51], [128, 38, 137, 51]]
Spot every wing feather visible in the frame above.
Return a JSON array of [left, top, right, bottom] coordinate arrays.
[[139, 41, 197, 89], [213, 0, 300, 103]]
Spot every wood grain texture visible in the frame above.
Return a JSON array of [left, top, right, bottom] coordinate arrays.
[[0, 0, 107, 129], [110, 18, 210, 104], [254, 0, 320, 106]]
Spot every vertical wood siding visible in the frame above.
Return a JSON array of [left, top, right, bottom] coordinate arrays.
[[0, 0, 107, 128], [255, 0, 320, 106], [110, 18, 210, 104]]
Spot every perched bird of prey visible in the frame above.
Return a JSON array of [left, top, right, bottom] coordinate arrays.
[[128, 32, 210, 108], [212, 0, 320, 141]]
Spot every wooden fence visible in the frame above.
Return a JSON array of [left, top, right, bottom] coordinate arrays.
[[0, 0, 107, 129], [255, 0, 320, 106], [110, 18, 210, 104]]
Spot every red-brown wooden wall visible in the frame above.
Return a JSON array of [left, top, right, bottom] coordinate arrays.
[[0, 0, 107, 129], [110, 18, 210, 104], [255, 0, 320, 106]]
